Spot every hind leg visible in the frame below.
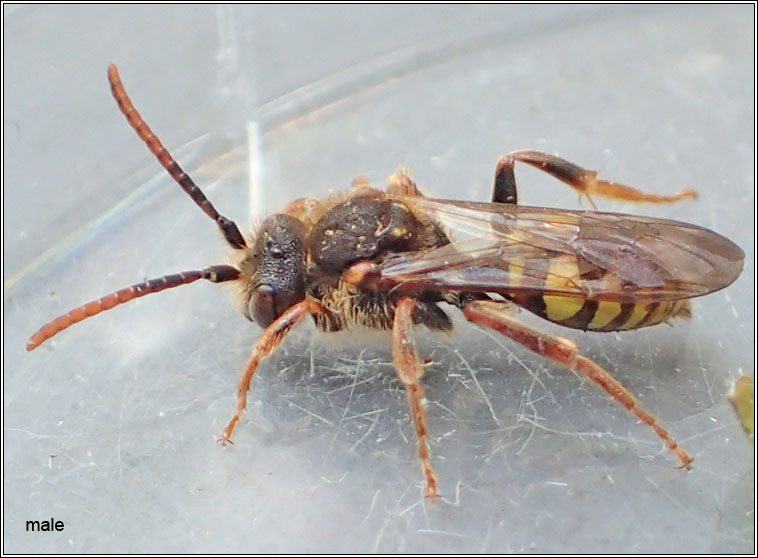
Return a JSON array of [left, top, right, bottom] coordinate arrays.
[[464, 299, 694, 469], [493, 150, 697, 208]]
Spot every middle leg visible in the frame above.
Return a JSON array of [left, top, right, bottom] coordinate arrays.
[[392, 297, 439, 499]]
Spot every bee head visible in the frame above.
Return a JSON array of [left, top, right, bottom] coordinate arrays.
[[239, 214, 308, 328]]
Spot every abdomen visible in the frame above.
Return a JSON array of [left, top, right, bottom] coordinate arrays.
[[514, 293, 691, 332], [508, 253, 692, 332]]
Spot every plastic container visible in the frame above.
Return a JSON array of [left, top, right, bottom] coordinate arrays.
[[5, 5, 754, 553]]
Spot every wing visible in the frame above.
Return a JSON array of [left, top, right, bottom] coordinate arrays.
[[377, 198, 744, 303]]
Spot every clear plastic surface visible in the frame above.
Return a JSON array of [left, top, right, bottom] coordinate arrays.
[[4, 5, 754, 553]]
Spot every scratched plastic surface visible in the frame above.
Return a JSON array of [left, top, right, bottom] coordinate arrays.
[[4, 5, 754, 553]]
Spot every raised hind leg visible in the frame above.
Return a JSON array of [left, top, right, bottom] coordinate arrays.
[[492, 150, 697, 208], [463, 299, 694, 469]]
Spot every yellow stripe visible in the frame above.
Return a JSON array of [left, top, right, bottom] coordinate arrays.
[[545, 295, 586, 321], [543, 255, 585, 322], [508, 256, 526, 289], [589, 301, 622, 329], [621, 303, 651, 330], [643, 301, 672, 326]]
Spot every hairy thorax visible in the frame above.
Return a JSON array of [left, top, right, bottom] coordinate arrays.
[[305, 190, 454, 332]]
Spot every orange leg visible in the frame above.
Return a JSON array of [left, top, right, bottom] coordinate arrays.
[[494, 150, 697, 208], [463, 300, 693, 469], [393, 297, 439, 499], [219, 299, 328, 444]]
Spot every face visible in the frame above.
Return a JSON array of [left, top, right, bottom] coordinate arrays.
[[245, 214, 308, 327]]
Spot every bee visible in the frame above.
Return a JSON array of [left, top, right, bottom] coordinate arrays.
[[27, 64, 745, 499]]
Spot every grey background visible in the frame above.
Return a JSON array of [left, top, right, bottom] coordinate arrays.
[[4, 5, 754, 553]]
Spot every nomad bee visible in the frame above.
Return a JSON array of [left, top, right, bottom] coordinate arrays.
[[27, 64, 745, 499]]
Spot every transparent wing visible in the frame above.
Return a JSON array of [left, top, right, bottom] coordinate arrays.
[[378, 198, 744, 302]]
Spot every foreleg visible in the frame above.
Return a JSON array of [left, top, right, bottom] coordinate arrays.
[[219, 299, 329, 443]]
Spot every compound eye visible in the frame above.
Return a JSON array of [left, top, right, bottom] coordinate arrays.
[[249, 284, 276, 327]]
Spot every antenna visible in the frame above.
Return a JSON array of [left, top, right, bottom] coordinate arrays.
[[108, 63, 247, 249], [27, 265, 240, 351]]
